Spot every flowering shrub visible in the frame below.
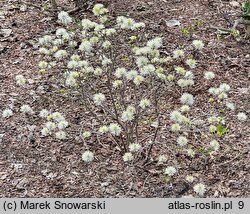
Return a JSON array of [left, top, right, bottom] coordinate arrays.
[[2, 3, 248, 197]]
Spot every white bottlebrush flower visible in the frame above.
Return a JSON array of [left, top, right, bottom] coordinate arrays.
[[101, 56, 112, 66], [177, 79, 189, 88], [185, 71, 194, 79], [56, 28, 67, 37], [209, 125, 217, 133], [41, 127, 49, 136], [82, 151, 94, 163], [158, 155, 167, 163], [126, 70, 138, 80], [90, 37, 99, 45], [92, 4, 106, 16], [113, 80, 123, 88], [180, 93, 194, 106], [82, 131, 91, 138], [20, 105, 33, 114], [45, 121, 56, 131], [54, 49, 67, 59], [192, 40, 204, 50], [79, 40, 93, 53], [237, 112, 247, 121], [93, 93, 106, 106], [180, 105, 190, 113], [53, 39, 64, 46], [99, 126, 109, 134], [134, 46, 151, 55], [193, 183, 206, 196], [81, 19, 96, 30], [105, 28, 116, 36], [186, 58, 197, 69], [140, 64, 155, 76], [102, 40, 112, 49], [38, 61, 48, 69], [129, 143, 142, 153], [55, 131, 66, 140], [210, 140, 220, 151], [39, 47, 49, 55], [2, 109, 13, 118], [171, 123, 181, 132], [69, 41, 78, 48], [219, 83, 230, 92], [164, 166, 177, 176], [170, 111, 182, 122], [66, 77, 76, 87], [146, 37, 162, 50], [94, 67, 103, 76], [218, 92, 228, 100], [38, 35, 53, 46], [121, 110, 134, 122], [99, 15, 108, 23], [177, 136, 188, 146], [208, 87, 217, 95], [132, 22, 145, 29], [115, 67, 127, 78], [186, 175, 195, 183], [52, 112, 65, 122], [123, 152, 133, 162], [173, 49, 184, 59], [133, 75, 144, 86], [175, 66, 186, 75], [15, 75, 26, 86], [180, 115, 189, 124], [187, 148, 195, 157], [139, 99, 151, 109], [226, 102, 235, 111], [67, 60, 78, 69], [208, 116, 217, 123], [58, 120, 68, 130], [136, 56, 148, 68], [39, 109, 49, 118], [109, 123, 122, 136], [58, 11, 72, 25], [204, 72, 215, 80], [94, 24, 105, 32], [78, 60, 89, 68], [71, 54, 80, 61], [127, 105, 136, 114]]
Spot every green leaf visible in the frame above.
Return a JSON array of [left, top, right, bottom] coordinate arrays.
[[217, 124, 228, 137]]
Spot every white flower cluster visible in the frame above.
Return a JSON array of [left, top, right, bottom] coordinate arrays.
[[129, 143, 142, 153], [82, 151, 94, 163], [15, 75, 26, 86], [20, 104, 33, 114], [208, 83, 230, 100], [204, 71, 215, 80], [93, 93, 106, 106], [164, 166, 177, 176], [123, 152, 133, 162], [193, 183, 206, 196], [109, 123, 122, 136], [192, 40, 204, 50], [2, 109, 13, 118], [58, 11, 72, 25], [40, 110, 68, 139], [237, 112, 247, 121], [116, 16, 145, 30]]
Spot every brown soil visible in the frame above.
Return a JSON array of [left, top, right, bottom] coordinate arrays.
[[0, 0, 249, 197]]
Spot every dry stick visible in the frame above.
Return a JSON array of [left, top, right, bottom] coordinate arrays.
[[143, 83, 161, 165], [107, 50, 128, 152]]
